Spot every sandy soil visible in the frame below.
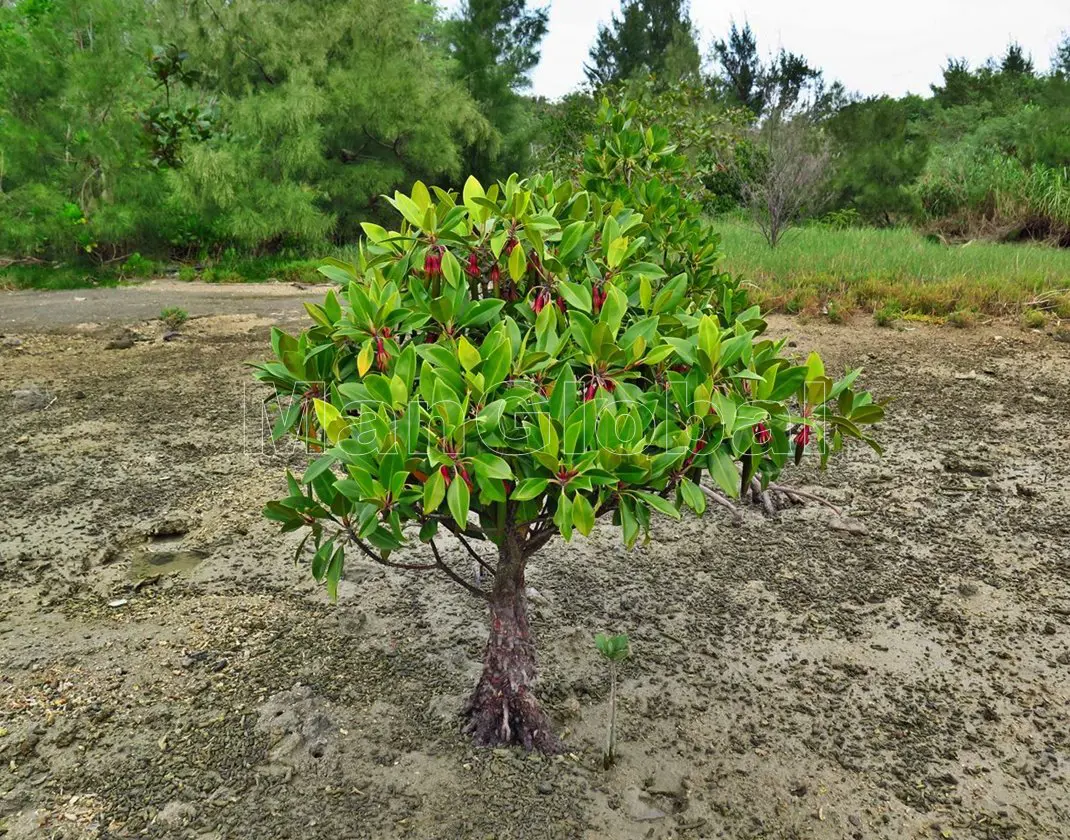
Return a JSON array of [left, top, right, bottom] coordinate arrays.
[[1, 291, 1068, 839]]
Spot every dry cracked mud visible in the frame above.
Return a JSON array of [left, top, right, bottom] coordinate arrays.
[[1, 296, 1068, 839]]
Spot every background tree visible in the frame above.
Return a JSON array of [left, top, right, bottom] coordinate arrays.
[[710, 22, 763, 116], [584, 0, 699, 87], [161, 0, 491, 249], [742, 116, 831, 246], [1001, 42, 1035, 76], [255, 102, 883, 751], [446, 0, 549, 182], [709, 22, 835, 120], [826, 96, 929, 225], [0, 0, 167, 260], [1054, 33, 1070, 77]]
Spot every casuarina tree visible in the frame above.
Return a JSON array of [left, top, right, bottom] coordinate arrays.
[[585, 0, 699, 87], [254, 102, 884, 752]]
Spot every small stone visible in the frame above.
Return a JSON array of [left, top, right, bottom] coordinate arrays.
[[623, 786, 668, 822], [942, 455, 993, 477], [12, 384, 54, 413], [1043, 622, 1057, 636], [957, 582, 979, 597], [789, 782, 809, 797], [537, 781, 553, 795], [155, 801, 197, 828], [829, 518, 867, 536], [106, 338, 135, 350], [1, 336, 22, 348], [848, 814, 862, 828], [1056, 652, 1070, 666], [107, 598, 129, 608]]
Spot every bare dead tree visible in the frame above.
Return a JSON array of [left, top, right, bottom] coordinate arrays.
[[742, 116, 831, 247]]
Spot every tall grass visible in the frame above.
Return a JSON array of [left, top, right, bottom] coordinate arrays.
[[713, 219, 1070, 318]]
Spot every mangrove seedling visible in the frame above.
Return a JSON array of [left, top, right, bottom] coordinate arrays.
[[595, 632, 630, 768]]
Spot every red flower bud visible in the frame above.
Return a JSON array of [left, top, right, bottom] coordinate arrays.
[[755, 423, 771, 445], [592, 286, 606, 314], [466, 253, 480, 278], [795, 425, 812, 447], [457, 466, 473, 491], [556, 296, 566, 313], [583, 382, 598, 401], [424, 248, 442, 278], [531, 289, 549, 314], [490, 264, 501, 289]]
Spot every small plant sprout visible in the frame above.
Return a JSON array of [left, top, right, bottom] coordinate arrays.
[[595, 632, 630, 769], [160, 307, 189, 331]]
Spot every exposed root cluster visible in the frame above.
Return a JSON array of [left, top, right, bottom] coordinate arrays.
[[701, 480, 841, 523], [463, 678, 563, 754]]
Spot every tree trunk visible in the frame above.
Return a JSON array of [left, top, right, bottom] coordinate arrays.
[[463, 526, 561, 753]]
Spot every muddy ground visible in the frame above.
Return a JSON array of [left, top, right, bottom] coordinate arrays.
[[1, 289, 1068, 839]]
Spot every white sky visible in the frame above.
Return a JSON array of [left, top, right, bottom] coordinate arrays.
[[442, 0, 1068, 100]]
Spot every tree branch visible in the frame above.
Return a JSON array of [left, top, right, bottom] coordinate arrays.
[[768, 483, 841, 515], [700, 484, 743, 523], [453, 530, 496, 577], [345, 527, 437, 570], [429, 539, 490, 600]]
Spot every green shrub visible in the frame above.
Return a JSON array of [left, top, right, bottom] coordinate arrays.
[[1020, 308, 1048, 329], [159, 306, 189, 330], [254, 102, 884, 753], [946, 309, 976, 328], [873, 303, 902, 327]]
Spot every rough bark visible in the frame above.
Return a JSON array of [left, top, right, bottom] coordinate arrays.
[[463, 525, 561, 753]]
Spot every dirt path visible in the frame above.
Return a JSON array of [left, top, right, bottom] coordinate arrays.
[[1, 280, 320, 332], [1, 296, 1068, 839]]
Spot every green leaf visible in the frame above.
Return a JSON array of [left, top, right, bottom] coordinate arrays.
[[311, 539, 333, 580], [325, 547, 344, 601], [554, 492, 574, 540], [457, 336, 481, 372], [508, 245, 526, 282], [424, 468, 446, 513], [707, 448, 739, 498], [652, 273, 686, 314], [572, 493, 595, 536], [619, 497, 640, 547], [447, 474, 470, 529], [302, 453, 338, 484], [680, 478, 706, 514], [511, 478, 549, 501], [557, 280, 592, 313], [462, 176, 485, 212], [595, 632, 630, 662], [389, 192, 424, 228], [632, 490, 681, 520], [317, 264, 353, 285], [419, 519, 439, 542], [471, 453, 513, 480]]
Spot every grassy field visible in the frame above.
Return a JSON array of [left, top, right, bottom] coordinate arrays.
[[5, 221, 1069, 325], [714, 219, 1070, 321]]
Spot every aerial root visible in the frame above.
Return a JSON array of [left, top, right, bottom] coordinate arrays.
[[700, 481, 842, 519]]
